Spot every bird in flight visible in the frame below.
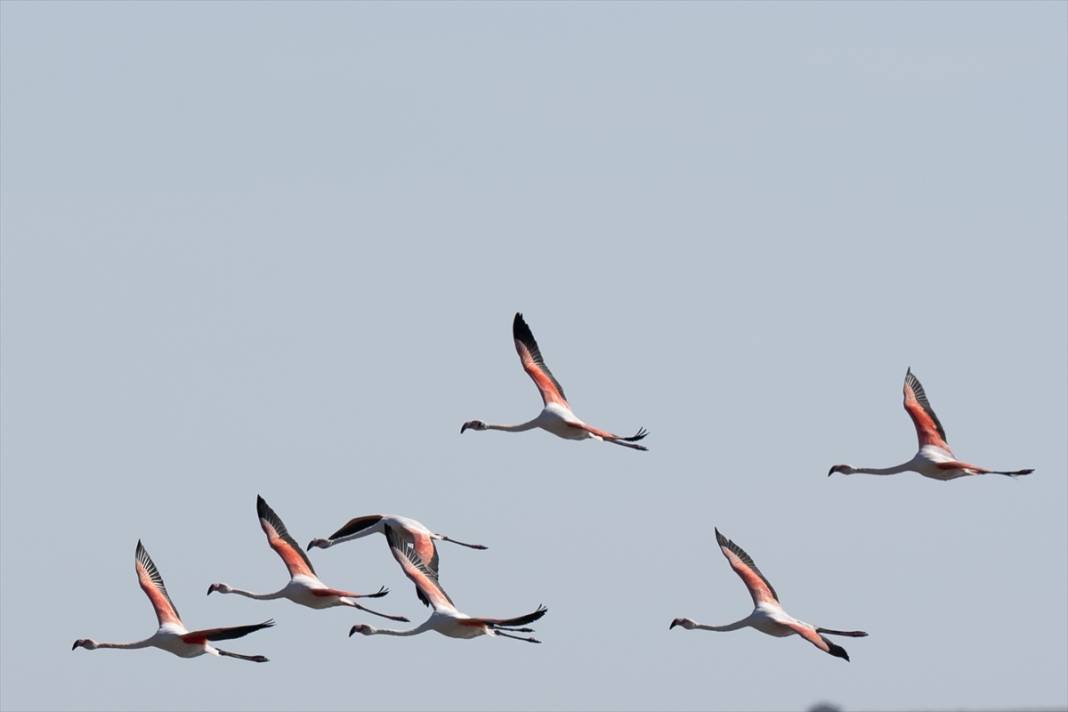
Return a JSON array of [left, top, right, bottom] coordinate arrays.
[[670, 529, 868, 661], [73, 541, 273, 663], [461, 313, 649, 451], [206, 496, 408, 622], [828, 368, 1034, 481], [307, 513, 487, 608], [349, 523, 547, 643]]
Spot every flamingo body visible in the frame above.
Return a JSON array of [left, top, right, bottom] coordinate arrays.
[[348, 524, 546, 644], [72, 541, 273, 663], [206, 496, 408, 623], [461, 313, 649, 451], [828, 369, 1034, 481], [669, 529, 867, 661], [308, 513, 487, 608]]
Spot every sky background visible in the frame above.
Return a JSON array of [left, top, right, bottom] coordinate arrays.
[[1, 2, 1066, 711]]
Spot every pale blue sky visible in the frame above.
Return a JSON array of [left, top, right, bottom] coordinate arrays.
[[1, 2, 1066, 711]]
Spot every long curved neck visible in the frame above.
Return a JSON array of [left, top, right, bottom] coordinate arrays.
[[695, 618, 750, 632], [98, 638, 154, 650], [228, 587, 286, 601], [485, 418, 540, 433], [372, 620, 434, 637], [853, 462, 913, 475]]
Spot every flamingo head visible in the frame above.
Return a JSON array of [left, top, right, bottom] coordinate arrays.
[[206, 583, 231, 595], [306, 538, 331, 551], [669, 618, 697, 630], [460, 420, 486, 434], [72, 639, 98, 650], [349, 624, 375, 637], [827, 464, 854, 477]]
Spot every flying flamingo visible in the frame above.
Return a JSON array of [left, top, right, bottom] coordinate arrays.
[[72, 540, 273, 663], [307, 514, 487, 609], [670, 529, 867, 661], [461, 313, 649, 451], [348, 524, 546, 643], [828, 368, 1034, 481], [206, 496, 408, 623]]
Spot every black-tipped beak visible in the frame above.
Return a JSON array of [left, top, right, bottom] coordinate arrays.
[[306, 540, 315, 551], [206, 586, 214, 596], [71, 641, 79, 650], [827, 467, 835, 477], [669, 620, 679, 630], [460, 423, 469, 434], [348, 626, 357, 637]]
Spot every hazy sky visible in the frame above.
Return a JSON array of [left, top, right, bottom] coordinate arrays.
[[1, 2, 1065, 711]]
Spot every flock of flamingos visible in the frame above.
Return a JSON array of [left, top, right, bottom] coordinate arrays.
[[72, 313, 1034, 664]]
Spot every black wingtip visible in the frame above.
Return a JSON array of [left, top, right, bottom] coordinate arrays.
[[513, 312, 530, 338], [827, 640, 850, 661], [714, 528, 728, 547]]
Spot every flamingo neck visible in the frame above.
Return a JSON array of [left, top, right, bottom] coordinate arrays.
[[229, 587, 285, 601], [371, 620, 435, 637], [851, 462, 913, 475], [98, 638, 154, 650], [485, 418, 539, 433], [696, 618, 750, 632]]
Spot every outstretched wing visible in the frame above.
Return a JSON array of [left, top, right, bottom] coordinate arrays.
[[135, 540, 182, 626], [715, 529, 780, 606], [785, 621, 848, 659], [257, 495, 316, 578], [513, 313, 568, 406], [477, 604, 548, 627], [385, 524, 456, 612], [327, 514, 383, 541], [182, 619, 275, 644], [903, 368, 949, 450]]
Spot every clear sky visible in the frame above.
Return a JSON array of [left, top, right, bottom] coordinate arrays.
[[1, 2, 1065, 711]]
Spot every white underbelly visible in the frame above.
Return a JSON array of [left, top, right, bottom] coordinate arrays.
[[916, 447, 971, 481], [538, 405, 588, 440]]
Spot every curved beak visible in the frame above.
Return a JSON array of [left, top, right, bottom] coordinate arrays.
[[669, 619, 679, 630], [348, 626, 358, 637], [460, 423, 470, 434], [206, 585, 215, 596], [71, 641, 80, 650]]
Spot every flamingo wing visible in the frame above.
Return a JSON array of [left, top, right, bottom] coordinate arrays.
[[903, 368, 950, 450], [476, 604, 548, 627], [783, 621, 849, 659], [715, 529, 780, 606], [257, 495, 316, 578], [385, 524, 456, 612], [182, 619, 275, 644], [327, 514, 383, 541], [135, 540, 182, 627], [513, 313, 568, 407]]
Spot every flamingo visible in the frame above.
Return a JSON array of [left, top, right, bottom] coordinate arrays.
[[461, 313, 649, 451], [669, 529, 867, 661], [307, 514, 487, 609], [206, 496, 408, 623], [348, 523, 546, 643], [72, 541, 273, 663], [828, 368, 1034, 481]]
